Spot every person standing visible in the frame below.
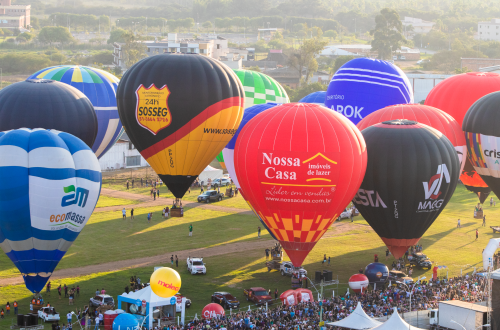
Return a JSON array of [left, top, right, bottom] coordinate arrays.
[[483, 215, 486, 227], [258, 226, 261, 238], [126, 180, 129, 190], [165, 206, 169, 218], [175, 255, 179, 267], [122, 208, 126, 220], [265, 248, 270, 260], [6, 302, 10, 315], [157, 189, 160, 198], [76, 285, 80, 297], [274, 289, 278, 300], [147, 213, 151, 224], [153, 189, 157, 201], [162, 208, 165, 219], [64, 284, 68, 298], [13, 301, 17, 314], [58, 285, 62, 299], [171, 255, 174, 266], [131, 208, 134, 220], [328, 256, 331, 266], [99, 312, 103, 326], [132, 179, 134, 188], [476, 229, 479, 240], [46, 281, 51, 294], [457, 219, 461, 228], [67, 311, 72, 326], [491, 197, 494, 207], [323, 254, 326, 264], [189, 224, 193, 237]]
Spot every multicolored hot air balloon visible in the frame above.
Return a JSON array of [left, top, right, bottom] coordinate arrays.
[[357, 104, 467, 178], [222, 102, 280, 240], [325, 58, 413, 125], [235, 103, 367, 266], [0, 79, 97, 148], [354, 120, 459, 258], [298, 91, 326, 106], [28, 66, 123, 159], [0, 128, 102, 293], [463, 91, 500, 200], [117, 54, 244, 199], [233, 69, 289, 108], [425, 72, 500, 203], [216, 152, 226, 170]]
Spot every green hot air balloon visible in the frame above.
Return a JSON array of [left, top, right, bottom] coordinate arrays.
[[233, 69, 289, 109]]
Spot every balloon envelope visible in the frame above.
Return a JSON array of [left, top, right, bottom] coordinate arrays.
[[354, 120, 459, 258], [28, 65, 123, 159], [233, 69, 289, 108], [0, 128, 102, 292], [463, 91, 500, 200], [202, 303, 225, 319], [348, 274, 369, 293], [113, 313, 139, 330], [364, 263, 389, 285], [325, 58, 413, 125], [216, 151, 226, 170], [298, 91, 326, 106], [425, 72, 500, 200], [116, 54, 244, 198], [0, 79, 97, 148], [150, 267, 181, 298], [357, 103, 466, 178], [234, 103, 367, 266]]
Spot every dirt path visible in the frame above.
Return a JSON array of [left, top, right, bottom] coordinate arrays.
[[98, 188, 253, 215]]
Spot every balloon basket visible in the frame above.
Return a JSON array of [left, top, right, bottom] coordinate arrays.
[[474, 209, 483, 219], [170, 208, 184, 217], [225, 187, 235, 197]]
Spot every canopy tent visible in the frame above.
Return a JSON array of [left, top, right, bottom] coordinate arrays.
[[117, 286, 185, 329], [198, 165, 223, 185], [327, 302, 382, 329], [483, 238, 500, 270], [371, 308, 426, 330]]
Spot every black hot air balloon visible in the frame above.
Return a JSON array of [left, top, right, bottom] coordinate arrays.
[[463, 91, 500, 200], [0, 79, 97, 147], [117, 54, 244, 198], [353, 120, 459, 258]]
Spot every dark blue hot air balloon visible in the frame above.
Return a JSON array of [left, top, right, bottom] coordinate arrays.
[[0, 129, 102, 293], [298, 91, 326, 106], [364, 262, 389, 286], [325, 58, 413, 125]]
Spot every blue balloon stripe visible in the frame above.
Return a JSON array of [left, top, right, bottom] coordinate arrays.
[[28, 168, 101, 182], [7, 249, 66, 264], [0, 130, 31, 151], [56, 132, 91, 154], [32, 227, 79, 242], [28, 130, 70, 152]]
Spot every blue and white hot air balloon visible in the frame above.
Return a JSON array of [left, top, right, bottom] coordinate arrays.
[[0, 128, 102, 293], [28, 66, 123, 159], [299, 91, 326, 106], [325, 58, 413, 125], [223, 102, 279, 239]]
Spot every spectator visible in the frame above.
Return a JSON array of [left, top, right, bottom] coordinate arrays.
[[13, 301, 18, 314]]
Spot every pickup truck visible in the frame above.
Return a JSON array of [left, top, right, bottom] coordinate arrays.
[[197, 190, 224, 203], [243, 287, 273, 305], [187, 257, 206, 275]]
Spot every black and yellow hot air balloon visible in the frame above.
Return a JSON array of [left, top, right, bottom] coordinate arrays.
[[116, 54, 244, 198]]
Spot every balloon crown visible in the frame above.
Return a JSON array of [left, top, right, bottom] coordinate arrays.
[[382, 119, 417, 126], [25, 79, 54, 84]]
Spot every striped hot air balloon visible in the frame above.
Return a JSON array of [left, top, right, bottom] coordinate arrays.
[[325, 58, 414, 125], [0, 128, 102, 293], [233, 69, 289, 109], [28, 65, 123, 159]]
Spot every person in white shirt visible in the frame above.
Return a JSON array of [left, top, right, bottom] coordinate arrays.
[[122, 208, 126, 220], [67, 312, 72, 326], [99, 312, 103, 326]]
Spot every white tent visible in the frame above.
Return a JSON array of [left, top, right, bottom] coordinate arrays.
[[198, 165, 223, 185], [483, 238, 500, 270], [371, 308, 426, 330], [117, 286, 185, 329], [327, 302, 382, 329]]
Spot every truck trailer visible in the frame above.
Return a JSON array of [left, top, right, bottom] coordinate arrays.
[[429, 300, 489, 330]]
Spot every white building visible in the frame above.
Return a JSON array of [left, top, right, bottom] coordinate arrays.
[[406, 72, 453, 103], [478, 18, 500, 41], [98, 132, 148, 171], [401, 17, 435, 39]]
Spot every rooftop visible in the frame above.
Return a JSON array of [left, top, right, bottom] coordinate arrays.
[[439, 300, 488, 313], [0, 4, 30, 8]]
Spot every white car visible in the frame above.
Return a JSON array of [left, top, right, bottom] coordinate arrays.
[[280, 261, 307, 277], [89, 294, 115, 308], [187, 257, 206, 275], [38, 307, 60, 322], [339, 209, 352, 219]]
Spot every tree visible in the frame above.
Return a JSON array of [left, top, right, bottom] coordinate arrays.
[[16, 32, 34, 43], [247, 66, 261, 72], [284, 82, 327, 102], [330, 55, 356, 75], [285, 38, 327, 87], [202, 21, 212, 31], [121, 32, 147, 68], [370, 8, 406, 60], [324, 30, 337, 40], [108, 28, 127, 44], [38, 26, 74, 45]]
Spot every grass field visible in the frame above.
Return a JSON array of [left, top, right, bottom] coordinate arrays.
[[0, 184, 498, 328], [95, 195, 138, 208]]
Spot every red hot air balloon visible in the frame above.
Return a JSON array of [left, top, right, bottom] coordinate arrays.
[[202, 303, 225, 319], [234, 103, 367, 267], [425, 72, 500, 203], [357, 104, 466, 177]]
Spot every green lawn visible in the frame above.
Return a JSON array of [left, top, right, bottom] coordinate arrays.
[[0, 184, 498, 328], [95, 195, 138, 208]]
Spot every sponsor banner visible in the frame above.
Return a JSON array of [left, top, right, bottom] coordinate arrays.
[[29, 177, 100, 232], [466, 132, 500, 178], [135, 84, 172, 135]]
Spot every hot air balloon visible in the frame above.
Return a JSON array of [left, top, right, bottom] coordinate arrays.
[[0, 79, 97, 147], [202, 303, 225, 319], [234, 103, 367, 266], [364, 263, 389, 286], [354, 120, 459, 258], [425, 72, 500, 203], [348, 274, 369, 293], [216, 152, 226, 170], [116, 54, 244, 199], [463, 91, 500, 200], [357, 104, 467, 178], [233, 69, 289, 108], [298, 91, 326, 106], [28, 65, 123, 159], [0, 128, 102, 293], [325, 58, 413, 125], [222, 102, 280, 239]]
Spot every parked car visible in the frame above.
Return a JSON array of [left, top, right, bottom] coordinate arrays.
[[280, 261, 307, 277], [388, 270, 414, 285], [409, 252, 432, 269], [38, 307, 60, 322], [211, 292, 240, 309], [339, 209, 352, 219], [197, 190, 224, 203], [89, 294, 115, 308], [243, 287, 273, 305], [187, 257, 206, 275], [212, 178, 231, 188]]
